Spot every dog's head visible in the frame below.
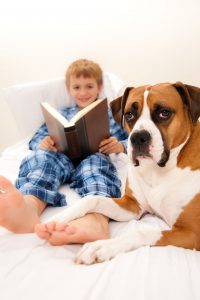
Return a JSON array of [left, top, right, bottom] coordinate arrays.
[[111, 82, 200, 167]]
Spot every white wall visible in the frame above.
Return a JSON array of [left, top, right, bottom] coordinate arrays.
[[0, 0, 200, 152]]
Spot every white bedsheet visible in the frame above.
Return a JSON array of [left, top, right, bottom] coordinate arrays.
[[1, 142, 200, 300]]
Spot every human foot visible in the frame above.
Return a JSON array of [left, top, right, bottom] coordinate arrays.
[[35, 213, 109, 245], [0, 176, 41, 233]]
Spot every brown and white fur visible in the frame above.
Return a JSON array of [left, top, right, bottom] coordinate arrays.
[[47, 82, 200, 264]]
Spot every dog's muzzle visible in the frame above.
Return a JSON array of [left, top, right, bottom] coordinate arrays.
[[130, 130, 152, 165], [130, 129, 170, 167]]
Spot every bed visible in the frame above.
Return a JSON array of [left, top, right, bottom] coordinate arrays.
[[1, 73, 200, 300]]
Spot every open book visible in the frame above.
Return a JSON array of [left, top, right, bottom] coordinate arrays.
[[41, 98, 110, 160]]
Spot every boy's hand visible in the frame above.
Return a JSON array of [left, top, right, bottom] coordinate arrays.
[[99, 137, 125, 154], [39, 136, 58, 152]]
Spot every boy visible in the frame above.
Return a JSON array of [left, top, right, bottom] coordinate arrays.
[[0, 59, 128, 245]]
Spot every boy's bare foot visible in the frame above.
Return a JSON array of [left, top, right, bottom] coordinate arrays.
[[0, 176, 43, 233], [35, 213, 109, 245]]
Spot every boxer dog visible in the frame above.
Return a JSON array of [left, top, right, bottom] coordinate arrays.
[[48, 82, 200, 264]]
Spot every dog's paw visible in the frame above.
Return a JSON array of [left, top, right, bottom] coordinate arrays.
[[75, 239, 119, 265]]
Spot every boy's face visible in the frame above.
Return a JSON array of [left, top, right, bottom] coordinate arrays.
[[68, 75, 102, 109]]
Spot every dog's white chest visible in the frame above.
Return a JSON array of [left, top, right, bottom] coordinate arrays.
[[128, 160, 200, 227]]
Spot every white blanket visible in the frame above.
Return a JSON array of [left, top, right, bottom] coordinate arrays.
[[1, 142, 200, 300]]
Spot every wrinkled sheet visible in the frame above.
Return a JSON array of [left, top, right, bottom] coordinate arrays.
[[0, 143, 200, 300]]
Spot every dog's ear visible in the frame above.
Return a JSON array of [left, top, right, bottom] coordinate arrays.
[[110, 87, 133, 126], [173, 82, 200, 123]]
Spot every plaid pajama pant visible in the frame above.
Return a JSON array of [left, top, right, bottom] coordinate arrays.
[[16, 149, 121, 206]]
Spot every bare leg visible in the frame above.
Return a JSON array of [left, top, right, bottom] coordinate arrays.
[[35, 213, 109, 245], [0, 176, 109, 242], [0, 176, 46, 233]]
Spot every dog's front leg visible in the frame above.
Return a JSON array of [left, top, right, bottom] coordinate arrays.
[[45, 195, 135, 223], [76, 225, 162, 264]]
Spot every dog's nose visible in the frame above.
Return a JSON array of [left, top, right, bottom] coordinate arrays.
[[130, 130, 151, 147]]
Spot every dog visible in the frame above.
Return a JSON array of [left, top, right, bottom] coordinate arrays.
[[48, 82, 200, 264]]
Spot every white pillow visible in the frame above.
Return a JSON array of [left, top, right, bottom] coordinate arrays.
[[4, 72, 125, 139]]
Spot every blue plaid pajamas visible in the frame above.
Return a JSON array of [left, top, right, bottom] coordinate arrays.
[[16, 105, 128, 206]]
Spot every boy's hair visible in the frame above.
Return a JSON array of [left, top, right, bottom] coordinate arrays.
[[65, 59, 103, 88]]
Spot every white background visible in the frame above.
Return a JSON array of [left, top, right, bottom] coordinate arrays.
[[0, 0, 199, 152]]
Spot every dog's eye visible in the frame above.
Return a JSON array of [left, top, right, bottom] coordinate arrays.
[[125, 112, 135, 122], [158, 109, 172, 120], [153, 105, 174, 123]]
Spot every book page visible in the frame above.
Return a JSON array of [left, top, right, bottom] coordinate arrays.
[[41, 102, 72, 128], [71, 98, 106, 123]]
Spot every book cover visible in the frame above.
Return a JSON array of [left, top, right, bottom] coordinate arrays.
[[41, 98, 110, 160]]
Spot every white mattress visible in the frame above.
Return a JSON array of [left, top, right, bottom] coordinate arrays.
[[1, 142, 200, 300]]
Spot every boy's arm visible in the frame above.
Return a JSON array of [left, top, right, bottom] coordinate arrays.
[[99, 109, 128, 154], [28, 123, 49, 151], [120, 139, 128, 152], [39, 136, 58, 152], [29, 106, 74, 151], [108, 109, 128, 138], [99, 137, 126, 154]]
